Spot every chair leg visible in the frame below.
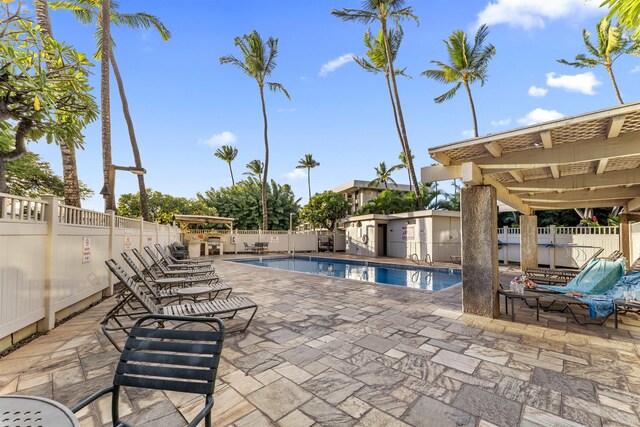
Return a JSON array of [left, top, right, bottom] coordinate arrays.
[[243, 306, 259, 333]]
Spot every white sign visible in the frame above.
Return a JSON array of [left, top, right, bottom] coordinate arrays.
[[123, 235, 132, 250], [147, 236, 153, 246], [402, 226, 415, 241], [270, 236, 279, 243], [82, 237, 91, 263]]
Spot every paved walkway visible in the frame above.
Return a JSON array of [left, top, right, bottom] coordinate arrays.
[[1, 256, 639, 426]]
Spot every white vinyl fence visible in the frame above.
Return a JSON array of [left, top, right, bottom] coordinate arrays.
[[498, 225, 620, 269], [0, 194, 180, 349], [631, 222, 640, 266]]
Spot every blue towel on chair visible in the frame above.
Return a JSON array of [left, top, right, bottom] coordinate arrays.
[[538, 258, 626, 295], [574, 272, 640, 318]]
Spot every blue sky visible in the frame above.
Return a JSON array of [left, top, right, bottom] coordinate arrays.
[[32, 0, 640, 211]]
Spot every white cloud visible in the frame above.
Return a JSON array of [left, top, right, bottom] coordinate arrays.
[[319, 54, 354, 77], [284, 169, 306, 180], [199, 131, 237, 147], [545, 72, 601, 95], [528, 86, 548, 97], [277, 108, 297, 113], [631, 65, 640, 74], [491, 118, 512, 127], [461, 130, 475, 138], [517, 108, 564, 125], [475, 0, 600, 30]]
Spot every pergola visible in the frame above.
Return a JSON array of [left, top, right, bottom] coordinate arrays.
[[172, 214, 235, 229], [422, 102, 640, 317]]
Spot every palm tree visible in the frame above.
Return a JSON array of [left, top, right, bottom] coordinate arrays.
[[353, 28, 410, 177], [422, 24, 496, 138], [296, 154, 320, 200], [558, 18, 639, 105], [368, 161, 400, 189], [602, 0, 640, 38], [243, 159, 264, 181], [100, 0, 112, 210], [33, 0, 82, 207], [214, 145, 238, 185], [220, 31, 290, 230], [51, 0, 171, 220], [420, 182, 449, 210], [395, 151, 414, 191], [332, 1, 421, 204]]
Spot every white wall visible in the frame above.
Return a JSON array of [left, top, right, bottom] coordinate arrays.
[[630, 222, 640, 266]]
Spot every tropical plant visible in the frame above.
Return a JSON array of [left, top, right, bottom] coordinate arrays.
[[5, 150, 92, 199], [0, 3, 97, 192], [558, 18, 639, 104], [422, 24, 496, 138], [368, 161, 400, 189], [601, 0, 640, 38], [33, 0, 83, 207], [332, 0, 422, 204], [118, 189, 218, 224], [50, 0, 171, 219], [300, 191, 350, 231], [199, 178, 300, 230], [395, 151, 415, 190], [296, 153, 320, 200], [353, 28, 411, 185], [356, 189, 415, 215], [243, 159, 264, 181], [220, 31, 290, 230], [419, 182, 450, 209], [214, 145, 239, 185]]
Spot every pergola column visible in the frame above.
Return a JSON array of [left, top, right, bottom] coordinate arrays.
[[520, 215, 538, 271], [461, 185, 499, 317]]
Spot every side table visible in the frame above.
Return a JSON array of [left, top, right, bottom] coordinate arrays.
[[498, 289, 540, 322], [613, 299, 640, 328]]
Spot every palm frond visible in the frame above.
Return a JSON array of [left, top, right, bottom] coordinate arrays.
[[267, 82, 291, 100], [331, 8, 378, 25], [433, 82, 462, 104], [49, 1, 95, 24], [112, 12, 171, 41]]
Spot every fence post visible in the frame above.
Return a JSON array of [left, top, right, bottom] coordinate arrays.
[[155, 221, 160, 246], [502, 226, 509, 265], [549, 225, 556, 269], [42, 195, 60, 331], [139, 217, 144, 251]]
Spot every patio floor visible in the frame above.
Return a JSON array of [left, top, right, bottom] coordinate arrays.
[[1, 255, 640, 426]]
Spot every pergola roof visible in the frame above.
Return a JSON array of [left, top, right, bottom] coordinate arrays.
[[172, 214, 235, 227], [422, 102, 640, 214]]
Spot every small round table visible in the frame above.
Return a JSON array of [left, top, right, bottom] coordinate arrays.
[[613, 299, 640, 328], [175, 286, 215, 303], [498, 289, 540, 322], [0, 395, 79, 426]]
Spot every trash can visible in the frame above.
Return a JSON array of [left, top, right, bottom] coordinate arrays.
[[188, 240, 201, 259]]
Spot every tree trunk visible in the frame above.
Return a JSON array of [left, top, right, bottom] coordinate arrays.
[[384, 72, 411, 191], [606, 64, 624, 105], [34, 0, 82, 207], [259, 84, 269, 230], [100, 0, 113, 212], [228, 161, 235, 185], [307, 167, 311, 200], [110, 53, 150, 220], [380, 19, 421, 206], [463, 80, 479, 138], [0, 119, 32, 193]]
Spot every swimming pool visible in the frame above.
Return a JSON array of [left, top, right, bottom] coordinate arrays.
[[229, 256, 461, 291]]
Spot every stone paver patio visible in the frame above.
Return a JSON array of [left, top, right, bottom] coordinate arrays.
[[1, 255, 640, 426]]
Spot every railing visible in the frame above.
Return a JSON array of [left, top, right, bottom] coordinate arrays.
[[115, 216, 139, 229], [0, 194, 48, 222], [58, 204, 110, 227], [556, 226, 619, 235]]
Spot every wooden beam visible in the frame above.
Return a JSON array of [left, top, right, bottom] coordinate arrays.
[[607, 115, 625, 139], [596, 158, 609, 175], [484, 142, 502, 157], [521, 186, 640, 202], [540, 130, 553, 149], [421, 165, 462, 182], [462, 162, 483, 186], [431, 152, 451, 166], [550, 164, 560, 179], [530, 199, 631, 210], [483, 175, 531, 215], [471, 131, 640, 171], [629, 197, 640, 212], [509, 171, 524, 183], [506, 168, 640, 191]]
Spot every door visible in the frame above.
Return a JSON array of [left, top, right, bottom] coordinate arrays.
[[377, 224, 387, 257]]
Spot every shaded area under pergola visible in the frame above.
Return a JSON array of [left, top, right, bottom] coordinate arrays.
[[422, 102, 640, 317]]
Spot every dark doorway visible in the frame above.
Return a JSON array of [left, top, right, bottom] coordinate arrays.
[[376, 224, 387, 256]]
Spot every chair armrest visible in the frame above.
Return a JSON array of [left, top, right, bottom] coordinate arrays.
[[70, 385, 115, 413], [187, 398, 214, 427]]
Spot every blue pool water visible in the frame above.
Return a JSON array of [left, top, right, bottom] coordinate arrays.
[[229, 256, 461, 291]]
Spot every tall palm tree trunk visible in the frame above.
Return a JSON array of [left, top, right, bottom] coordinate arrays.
[[606, 65, 624, 104], [463, 80, 479, 137], [307, 167, 311, 200], [384, 72, 411, 191], [259, 84, 269, 230], [228, 162, 235, 185], [380, 19, 421, 205], [110, 53, 150, 220], [34, 0, 82, 207], [101, 0, 113, 211]]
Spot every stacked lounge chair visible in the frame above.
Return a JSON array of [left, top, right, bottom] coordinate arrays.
[[524, 249, 623, 285]]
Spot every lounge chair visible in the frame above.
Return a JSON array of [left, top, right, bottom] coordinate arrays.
[[120, 253, 232, 302], [168, 241, 189, 260], [524, 248, 609, 285], [537, 257, 626, 295], [71, 314, 224, 427], [132, 248, 216, 279], [244, 242, 256, 254], [105, 259, 257, 333], [155, 243, 213, 266], [144, 246, 215, 273], [127, 250, 220, 288]]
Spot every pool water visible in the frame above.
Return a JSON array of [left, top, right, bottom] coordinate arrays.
[[230, 256, 461, 291]]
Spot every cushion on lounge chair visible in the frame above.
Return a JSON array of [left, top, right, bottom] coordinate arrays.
[[573, 272, 640, 318], [538, 258, 625, 295]]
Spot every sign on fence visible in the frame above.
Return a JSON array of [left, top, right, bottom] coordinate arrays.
[[124, 235, 132, 250], [82, 237, 91, 263], [147, 236, 153, 246], [270, 236, 279, 243]]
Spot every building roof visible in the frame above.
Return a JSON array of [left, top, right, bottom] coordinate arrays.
[[422, 102, 640, 214], [172, 214, 235, 226], [332, 180, 412, 193]]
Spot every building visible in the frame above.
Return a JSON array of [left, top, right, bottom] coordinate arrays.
[[332, 180, 412, 215]]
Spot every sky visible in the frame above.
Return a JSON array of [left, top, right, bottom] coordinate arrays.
[[30, 0, 640, 212]]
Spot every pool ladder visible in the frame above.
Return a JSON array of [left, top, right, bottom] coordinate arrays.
[[410, 253, 433, 266]]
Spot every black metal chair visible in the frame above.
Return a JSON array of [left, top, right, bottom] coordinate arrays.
[[71, 314, 224, 427], [155, 243, 213, 267]]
